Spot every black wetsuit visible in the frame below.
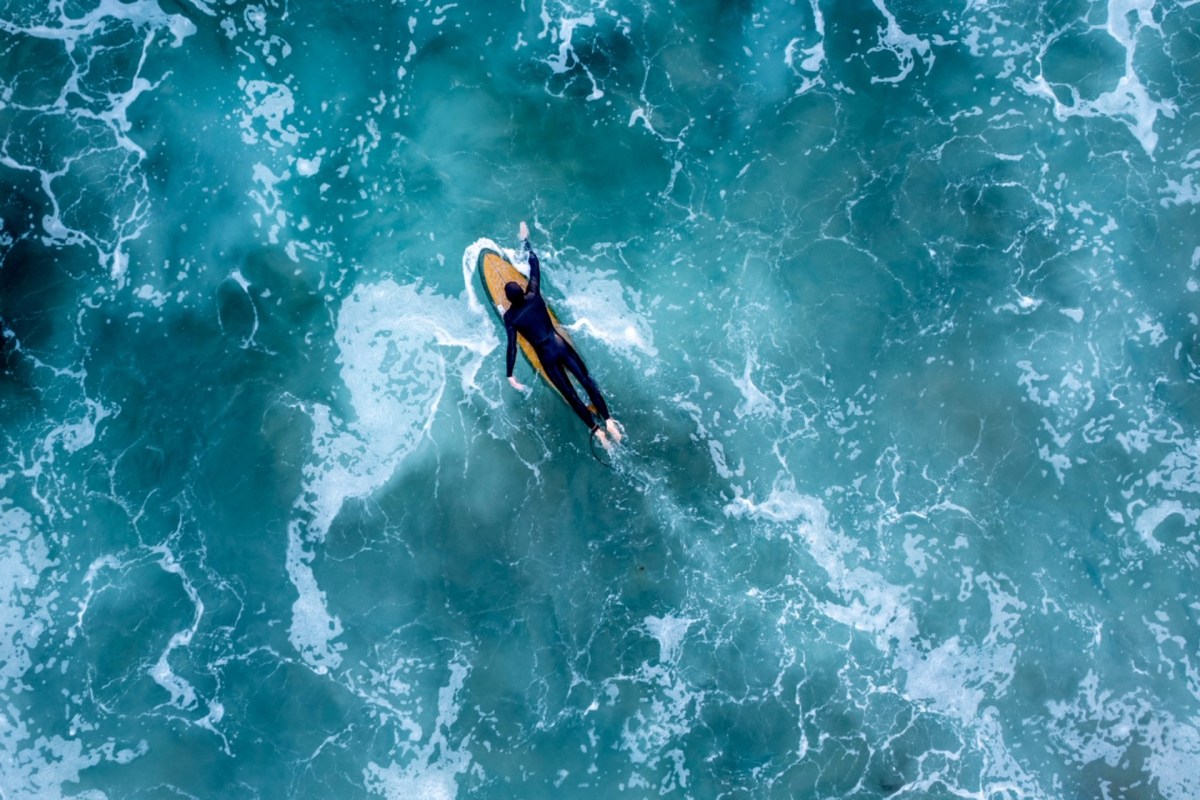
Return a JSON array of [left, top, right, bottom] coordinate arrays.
[[504, 242, 612, 433]]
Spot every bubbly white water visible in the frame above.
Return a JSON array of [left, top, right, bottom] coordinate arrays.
[[2, 0, 1199, 797]]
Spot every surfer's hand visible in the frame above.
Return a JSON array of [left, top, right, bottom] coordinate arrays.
[[519, 221, 529, 241], [508, 376, 530, 393]]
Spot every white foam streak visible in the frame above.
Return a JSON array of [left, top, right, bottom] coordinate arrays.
[[726, 483, 1044, 794], [1047, 671, 1200, 799], [0, 0, 196, 46], [614, 625, 701, 791], [147, 545, 231, 751], [181, 0, 216, 16], [1016, 0, 1175, 156], [0, 505, 51, 686], [286, 281, 494, 671], [869, 0, 933, 84], [644, 615, 695, 666], [0, 1, 194, 287], [1148, 438, 1200, 494], [239, 79, 302, 149], [538, 5, 604, 100], [13, 355, 117, 520], [556, 269, 657, 361], [782, 0, 829, 95], [727, 351, 778, 419], [363, 660, 475, 800], [1133, 500, 1197, 554]]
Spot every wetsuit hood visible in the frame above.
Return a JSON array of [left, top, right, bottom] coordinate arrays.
[[504, 281, 525, 306]]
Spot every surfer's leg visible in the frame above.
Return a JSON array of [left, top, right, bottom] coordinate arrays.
[[543, 354, 600, 431], [561, 344, 611, 421]]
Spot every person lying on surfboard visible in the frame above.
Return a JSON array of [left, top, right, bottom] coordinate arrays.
[[505, 221, 624, 448]]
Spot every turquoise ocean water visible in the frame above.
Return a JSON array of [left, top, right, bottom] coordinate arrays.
[[3, 0, 1200, 797]]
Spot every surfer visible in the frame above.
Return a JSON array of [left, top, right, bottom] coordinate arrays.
[[505, 222, 623, 447]]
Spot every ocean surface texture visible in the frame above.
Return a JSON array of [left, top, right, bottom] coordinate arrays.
[[3, 0, 1200, 797]]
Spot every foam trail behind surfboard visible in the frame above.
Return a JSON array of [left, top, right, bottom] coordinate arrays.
[[462, 237, 529, 314]]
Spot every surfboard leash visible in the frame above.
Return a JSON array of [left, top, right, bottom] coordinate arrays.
[[589, 428, 614, 468]]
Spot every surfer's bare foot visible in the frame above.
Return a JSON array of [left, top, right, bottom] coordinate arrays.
[[594, 429, 612, 449], [519, 221, 529, 240], [605, 418, 624, 444]]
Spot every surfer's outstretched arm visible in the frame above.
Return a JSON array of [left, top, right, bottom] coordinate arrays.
[[520, 221, 541, 297], [526, 246, 541, 297]]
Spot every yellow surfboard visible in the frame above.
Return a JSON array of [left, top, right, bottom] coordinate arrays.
[[478, 248, 589, 409]]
